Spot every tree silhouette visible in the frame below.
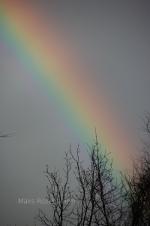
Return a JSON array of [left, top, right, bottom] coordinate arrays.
[[38, 152, 73, 226], [70, 139, 124, 226], [124, 113, 150, 226], [38, 136, 124, 226], [4, 114, 150, 225]]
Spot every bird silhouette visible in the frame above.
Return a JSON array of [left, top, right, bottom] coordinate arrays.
[[0, 131, 15, 138]]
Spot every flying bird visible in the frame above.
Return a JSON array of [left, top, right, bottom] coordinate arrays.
[[0, 132, 15, 138]]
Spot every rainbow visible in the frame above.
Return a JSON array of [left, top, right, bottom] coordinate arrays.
[[1, 0, 134, 170]]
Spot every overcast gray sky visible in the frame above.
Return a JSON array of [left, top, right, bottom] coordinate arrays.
[[1, 1, 150, 225]]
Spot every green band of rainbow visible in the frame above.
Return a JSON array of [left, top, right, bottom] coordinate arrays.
[[1, 1, 135, 170]]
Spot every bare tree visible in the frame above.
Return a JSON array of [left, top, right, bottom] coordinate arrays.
[[38, 152, 73, 226], [70, 136, 124, 226], [124, 113, 150, 226], [39, 135, 124, 226]]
